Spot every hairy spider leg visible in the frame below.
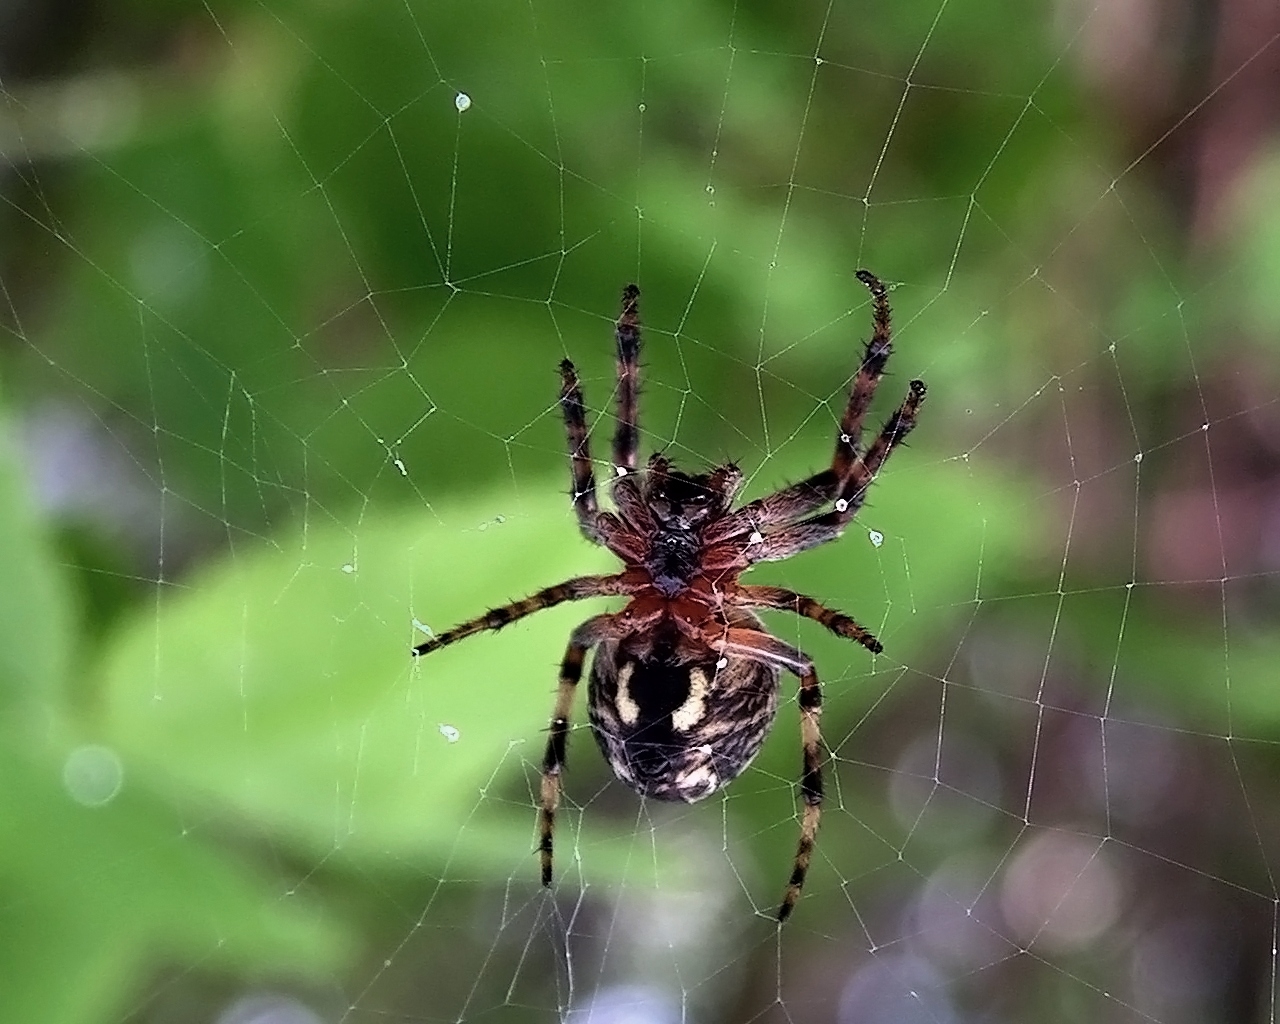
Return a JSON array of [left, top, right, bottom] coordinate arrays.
[[411, 574, 630, 655], [748, 377, 927, 564], [832, 269, 894, 483], [558, 360, 604, 544], [710, 627, 824, 922], [702, 269, 901, 547], [613, 284, 642, 475], [540, 613, 621, 886], [733, 584, 882, 654], [833, 376, 928, 512]]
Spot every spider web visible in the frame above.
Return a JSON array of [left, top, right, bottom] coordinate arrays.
[[3, 1, 1280, 1022]]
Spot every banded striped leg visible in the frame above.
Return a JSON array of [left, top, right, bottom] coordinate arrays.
[[734, 584, 883, 654], [831, 375, 927, 513], [559, 359, 604, 544], [747, 378, 928, 564], [411, 574, 629, 655], [785, 667, 823, 922], [709, 627, 824, 921], [702, 269, 898, 547], [831, 269, 895, 483], [613, 284, 642, 475], [540, 614, 619, 886]]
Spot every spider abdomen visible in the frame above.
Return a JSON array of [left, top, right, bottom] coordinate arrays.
[[587, 639, 781, 803]]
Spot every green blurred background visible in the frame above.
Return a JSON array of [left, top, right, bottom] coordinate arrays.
[[3, 0, 1280, 1021]]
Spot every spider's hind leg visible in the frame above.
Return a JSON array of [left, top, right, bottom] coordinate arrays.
[[539, 614, 619, 888], [710, 627, 825, 922]]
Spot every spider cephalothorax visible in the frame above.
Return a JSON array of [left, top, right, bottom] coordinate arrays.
[[413, 271, 926, 920]]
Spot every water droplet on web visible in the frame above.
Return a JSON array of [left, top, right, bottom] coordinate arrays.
[[716, 658, 728, 669], [638, 102, 646, 112], [454, 92, 471, 112], [748, 530, 763, 545], [835, 498, 849, 513], [341, 563, 355, 574], [1134, 452, 1143, 463], [63, 744, 124, 806], [615, 465, 628, 477], [393, 458, 407, 476], [439, 724, 461, 743], [868, 529, 884, 547], [412, 618, 434, 637], [841, 433, 851, 444]]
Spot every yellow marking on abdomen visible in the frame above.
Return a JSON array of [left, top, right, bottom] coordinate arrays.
[[615, 661, 640, 725]]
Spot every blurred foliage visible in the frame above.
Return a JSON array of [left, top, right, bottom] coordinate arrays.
[[3, 0, 1280, 1021]]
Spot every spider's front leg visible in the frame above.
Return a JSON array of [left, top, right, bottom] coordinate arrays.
[[703, 269, 903, 548], [539, 613, 620, 887], [612, 284, 642, 475], [738, 377, 927, 565], [559, 360, 606, 545]]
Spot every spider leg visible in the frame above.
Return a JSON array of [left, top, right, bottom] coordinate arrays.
[[559, 359, 606, 545], [732, 584, 882, 653], [412, 574, 631, 655], [612, 284, 642, 475], [746, 378, 927, 563], [540, 613, 621, 887], [704, 270, 898, 546], [611, 475, 656, 535], [831, 269, 895, 484], [702, 471, 836, 545], [709, 627, 822, 922]]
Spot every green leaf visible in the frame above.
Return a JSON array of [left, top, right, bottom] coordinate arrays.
[[0, 430, 73, 724], [0, 743, 348, 1024], [99, 488, 659, 881]]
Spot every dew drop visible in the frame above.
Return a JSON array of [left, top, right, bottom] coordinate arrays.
[[63, 744, 124, 806], [748, 530, 763, 545], [868, 529, 884, 548], [716, 658, 728, 669], [835, 498, 849, 513], [454, 92, 472, 112], [341, 563, 355, 574], [439, 724, 461, 743]]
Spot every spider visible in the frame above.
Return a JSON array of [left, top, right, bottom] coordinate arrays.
[[413, 270, 926, 921]]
